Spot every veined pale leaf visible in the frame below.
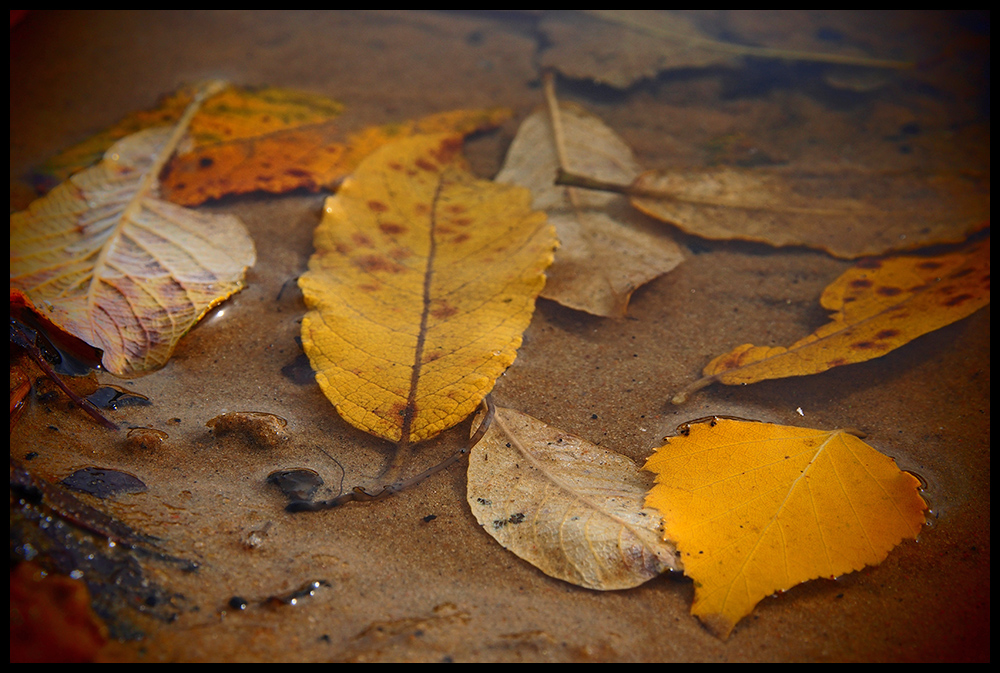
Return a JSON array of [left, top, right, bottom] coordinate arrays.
[[10, 90, 256, 377], [467, 405, 679, 590]]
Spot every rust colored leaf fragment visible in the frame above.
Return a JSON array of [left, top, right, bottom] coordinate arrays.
[[161, 107, 511, 205], [36, 84, 345, 187]]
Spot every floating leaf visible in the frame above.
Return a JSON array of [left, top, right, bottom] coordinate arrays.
[[467, 405, 678, 590], [162, 107, 511, 206], [496, 99, 684, 317], [644, 417, 927, 639], [10, 83, 257, 376], [674, 239, 990, 402], [629, 166, 989, 259], [299, 134, 555, 446], [37, 84, 345, 187]]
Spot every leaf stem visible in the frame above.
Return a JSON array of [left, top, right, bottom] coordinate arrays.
[[554, 168, 635, 195], [286, 396, 497, 513]]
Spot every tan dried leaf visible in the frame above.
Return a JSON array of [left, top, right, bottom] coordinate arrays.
[[496, 102, 684, 316], [631, 166, 989, 259], [467, 405, 679, 590]]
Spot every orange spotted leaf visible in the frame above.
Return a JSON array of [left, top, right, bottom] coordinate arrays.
[[161, 107, 511, 206], [36, 84, 345, 189], [674, 239, 990, 403], [299, 134, 555, 446]]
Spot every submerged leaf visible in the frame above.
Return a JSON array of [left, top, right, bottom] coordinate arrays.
[[674, 239, 990, 402], [630, 167, 989, 259], [468, 406, 678, 590], [644, 418, 927, 639], [10, 86, 256, 377], [162, 107, 511, 206], [299, 134, 555, 446], [539, 11, 738, 89], [496, 102, 684, 317], [540, 11, 911, 89]]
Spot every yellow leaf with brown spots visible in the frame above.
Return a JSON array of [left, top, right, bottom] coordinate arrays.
[[644, 417, 927, 639], [674, 239, 990, 403], [299, 134, 555, 446], [160, 107, 511, 206]]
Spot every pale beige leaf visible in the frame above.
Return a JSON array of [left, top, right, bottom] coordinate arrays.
[[467, 406, 679, 590], [496, 103, 684, 316], [631, 166, 989, 259], [10, 125, 256, 376]]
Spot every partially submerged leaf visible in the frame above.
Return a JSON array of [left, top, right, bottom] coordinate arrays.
[[299, 134, 556, 446], [630, 166, 989, 259], [496, 101, 684, 317], [37, 84, 345, 187], [644, 418, 927, 639], [468, 406, 679, 590], [10, 84, 257, 376], [674, 239, 990, 402], [162, 107, 512, 206]]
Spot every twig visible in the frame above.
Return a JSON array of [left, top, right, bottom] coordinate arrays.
[[286, 396, 497, 512]]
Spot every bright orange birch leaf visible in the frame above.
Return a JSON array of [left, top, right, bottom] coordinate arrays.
[[10, 82, 256, 377], [299, 134, 556, 446], [161, 107, 512, 206], [644, 417, 927, 639], [674, 239, 990, 403], [36, 84, 345, 187]]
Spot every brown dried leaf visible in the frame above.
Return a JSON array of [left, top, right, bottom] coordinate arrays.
[[631, 166, 989, 259]]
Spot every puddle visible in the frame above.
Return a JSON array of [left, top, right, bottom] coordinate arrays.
[[10, 11, 989, 662]]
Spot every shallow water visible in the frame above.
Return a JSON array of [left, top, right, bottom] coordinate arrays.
[[11, 11, 989, 661]]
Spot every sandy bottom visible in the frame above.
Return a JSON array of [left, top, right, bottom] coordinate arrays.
[[11, 11, 989, 662]]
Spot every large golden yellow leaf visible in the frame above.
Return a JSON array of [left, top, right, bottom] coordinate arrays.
[[674, 239, 990, 403], [467, 405, 678, 590], [299, 134, 556, 446], [644, 418, 927, 639], [161, 107, 511, 206], [10, 82, 256, 377]]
